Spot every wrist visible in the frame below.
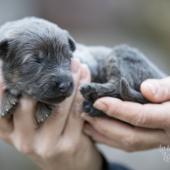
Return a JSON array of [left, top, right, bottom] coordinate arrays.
[[40, 135, 102, 170], [80, 136, 103, 170]]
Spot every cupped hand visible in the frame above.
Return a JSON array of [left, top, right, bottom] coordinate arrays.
[[82, 77, 170, 152], [0, 59, 102, 170]]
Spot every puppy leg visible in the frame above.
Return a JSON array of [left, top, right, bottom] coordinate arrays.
[[0, 90, 19, 117], [35, 102, 52, 124], [120, 78, 148, 104], [80, 81, 120, 116], [82, 100, 106, 117], [80, 81, 120, 102]]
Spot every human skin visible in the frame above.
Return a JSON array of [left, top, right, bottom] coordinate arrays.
[[82, 77, 170, 152], [0, 59, 102, 170]]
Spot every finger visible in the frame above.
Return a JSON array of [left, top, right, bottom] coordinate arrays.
[[9, 97, 37, 153], [83, 116, 166, 151], [79, 64, 91, 84], [82, 114, 134, 141], [93, 97, 170, 129], [0, 63, 6, 92], [141, 77, 170, 103], [0, 78, 12, 135], [84, 123, 125, 149], [70, 63, 91, 118], [0, 117, 12, 135], [13, 96, 37, 133], [63, 64, 91, 138], [40, 58, 82, 138], [0, 117, 12, 143]]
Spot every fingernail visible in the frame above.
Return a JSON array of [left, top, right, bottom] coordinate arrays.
[[93, 100, 107, 111], [71, 58, 80, 73], [143, 80, 159, 95]]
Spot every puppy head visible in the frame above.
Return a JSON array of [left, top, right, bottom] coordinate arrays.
[[0, 21, 76, 104]]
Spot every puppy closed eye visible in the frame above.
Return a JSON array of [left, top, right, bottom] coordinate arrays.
[[34, 56, 44, 64], [31, 53, 45, 64], [22, 54, 44, 64]]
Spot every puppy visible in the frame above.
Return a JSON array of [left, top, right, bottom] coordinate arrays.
[[0, 17, 165, 123]]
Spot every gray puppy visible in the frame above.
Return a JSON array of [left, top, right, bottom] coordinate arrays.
[[0, 17, 165, 123]]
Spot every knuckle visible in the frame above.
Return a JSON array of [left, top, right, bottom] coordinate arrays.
[[36, 146, 53, 159], [63, 143, 76, 155], [59, 140, 78, 156], [122, 131, 139, 152], [164, 118, 170, 129], [159, 86, 169, 99], [40, 150, 53, 159], [35, 141, 55, 159], [133, 110, 146, 126], [95, 121, 107, 134], [108, 104, 119, 116], [17, 142, 33, 155], [37, 140, 79, 159], [161, 103, 170, 128]]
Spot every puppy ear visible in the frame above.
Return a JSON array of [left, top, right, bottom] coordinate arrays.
[[0, 39, 9, 60], [68, 35, 76, 52]]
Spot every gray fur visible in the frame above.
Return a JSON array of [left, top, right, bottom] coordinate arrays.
[[0, 17, 75, 123], [0, 17, 166, 122]]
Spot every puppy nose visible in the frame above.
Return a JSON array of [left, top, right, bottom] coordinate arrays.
[[58, 82, 73, 93]]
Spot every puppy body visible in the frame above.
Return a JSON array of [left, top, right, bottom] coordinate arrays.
[[0, 17, 166, 121], [74, 44, 165, 115]]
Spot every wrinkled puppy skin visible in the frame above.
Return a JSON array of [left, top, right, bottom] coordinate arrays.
[[0, 17, 166, 122]]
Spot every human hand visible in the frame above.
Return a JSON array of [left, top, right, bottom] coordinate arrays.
[[0, 59, 102, 170], [82, 77, 170, 152]]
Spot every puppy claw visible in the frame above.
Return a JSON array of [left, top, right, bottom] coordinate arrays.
[[35, 103, 52, 124], [80, 84, 98, 101], [0, 90, 19, 117], [11, 101, 16, 105]]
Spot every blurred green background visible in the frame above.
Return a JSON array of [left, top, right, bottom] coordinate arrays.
[[0, 0, 170, 170]]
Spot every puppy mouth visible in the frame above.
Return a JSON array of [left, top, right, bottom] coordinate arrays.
[[45, 96, 68, 104], [40, 92, 73, 105]]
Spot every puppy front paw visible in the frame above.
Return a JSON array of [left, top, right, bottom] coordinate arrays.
[[0, 90, 18, 117], [120, 78, 148, 103], [82, 100, 105, 117], [80, 83, 98, 102], [35, 103, 52, 124]]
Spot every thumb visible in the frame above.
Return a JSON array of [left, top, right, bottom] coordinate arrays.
[[141, 77, 170, 103]]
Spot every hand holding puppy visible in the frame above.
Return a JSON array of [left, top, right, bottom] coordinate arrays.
[[0, 59, 102, 170], [83, 77, 170, 152]]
